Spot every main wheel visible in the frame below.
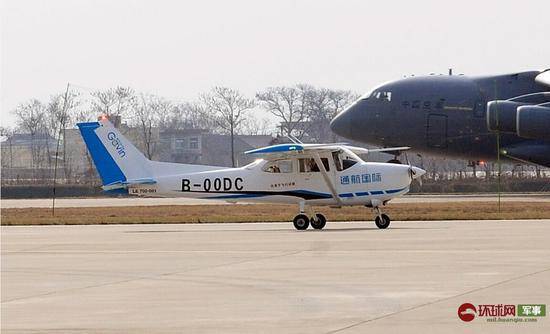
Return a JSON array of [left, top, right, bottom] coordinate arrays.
[[310, 213, 327, 230], [293, 214, 310, 230], [375, 214, 390, 229]]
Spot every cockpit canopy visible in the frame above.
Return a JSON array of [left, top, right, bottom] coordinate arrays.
[[360, 90, 392, 102], [258, 150, 359, 174]]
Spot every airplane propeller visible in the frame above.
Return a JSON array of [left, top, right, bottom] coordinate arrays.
[[405, 153, 423, 187]]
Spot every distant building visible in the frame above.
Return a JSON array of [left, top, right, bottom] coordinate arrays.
[[159, 129, 273, 167], [1, 133, 58, 181], [1, 133, 57, 168], [2, 121, 275, 183], [158, 129, 208, 164]]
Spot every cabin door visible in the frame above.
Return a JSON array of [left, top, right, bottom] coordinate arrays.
[[426, 114, 448, 148]]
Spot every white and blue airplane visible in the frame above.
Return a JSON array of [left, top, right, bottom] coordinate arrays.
[[77, 118, 425, 230]]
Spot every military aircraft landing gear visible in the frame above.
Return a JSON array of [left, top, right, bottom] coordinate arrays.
[[373, 207, 390, 229]]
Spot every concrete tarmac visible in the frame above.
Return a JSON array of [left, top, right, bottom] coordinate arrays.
[[2, 193, 550, 208], [2, 220, 550, 333]]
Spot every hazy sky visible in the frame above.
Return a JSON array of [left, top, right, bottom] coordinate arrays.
[[2, 0, 549, 127]]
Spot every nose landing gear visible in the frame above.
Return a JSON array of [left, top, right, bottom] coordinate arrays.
[[373, 206, 390, 229]]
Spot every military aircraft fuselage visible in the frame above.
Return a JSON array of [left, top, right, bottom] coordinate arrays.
[[331, 71, 550, 167]]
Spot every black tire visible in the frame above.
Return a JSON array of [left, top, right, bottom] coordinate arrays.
[[293, 214, 310, 230], [311, 213, 327, 230], [375, 214, 390, 229]]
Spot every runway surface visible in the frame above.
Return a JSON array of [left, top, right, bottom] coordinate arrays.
[[2, 220, 550, 333], [3, 193, 550, 208]]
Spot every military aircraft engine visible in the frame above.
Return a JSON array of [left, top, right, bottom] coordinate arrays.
[[516, 105, 550, 140], [487, 100, 527, 133], [487, 92, 550, 141]]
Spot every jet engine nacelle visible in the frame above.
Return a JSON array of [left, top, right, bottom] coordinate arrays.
[[516, 105, 550, 140], [486, 100, 527, 133]]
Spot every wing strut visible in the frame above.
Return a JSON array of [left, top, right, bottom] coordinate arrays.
[[312, 153, 342, 207]]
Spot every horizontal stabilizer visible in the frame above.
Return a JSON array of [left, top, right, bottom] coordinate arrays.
[[102, 178, 157, 191]]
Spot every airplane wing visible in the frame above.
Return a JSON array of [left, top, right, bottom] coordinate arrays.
[[244, 143, 410, 158], [501, 142, 550, 167]]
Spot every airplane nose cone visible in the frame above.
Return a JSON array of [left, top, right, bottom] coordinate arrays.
[[411, 166, 426, 179], [330, 106, 354, 138]]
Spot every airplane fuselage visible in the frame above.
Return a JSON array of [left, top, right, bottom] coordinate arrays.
[[130, 158, 414, 207], [331, 71, 550, 166]]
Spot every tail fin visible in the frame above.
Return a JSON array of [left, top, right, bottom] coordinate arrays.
[[77, 119, 153, 188]]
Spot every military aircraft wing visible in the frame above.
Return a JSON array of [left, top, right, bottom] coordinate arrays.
[[501, 142, 550, 168]]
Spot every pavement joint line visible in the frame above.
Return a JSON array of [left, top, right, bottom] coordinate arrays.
[[3, 249, 548, 254], [324, 266, 550, 334], [1, 249, 305, 304]]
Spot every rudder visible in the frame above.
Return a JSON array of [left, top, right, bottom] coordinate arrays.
[[77, 119, 152, 187]]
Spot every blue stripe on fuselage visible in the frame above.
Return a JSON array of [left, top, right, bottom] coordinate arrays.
[[199, 187, 408, 200]]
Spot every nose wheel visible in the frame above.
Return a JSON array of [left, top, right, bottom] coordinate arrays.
[[373, 207, 390, 229], [375, 214, 390, 229]]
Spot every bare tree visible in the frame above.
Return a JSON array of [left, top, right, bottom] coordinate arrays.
[[306, 88, 358, 142], [131, 93, 172, 159], [91, 86, 136, 121], [240, 116, 273, 136], [256, 85, 311, 138], [47, 89, 81, 180], [13, 99, 48, 172], [201, 87, 255, 167], [163, 102, 217, 131], [0, 126, 15, 173]]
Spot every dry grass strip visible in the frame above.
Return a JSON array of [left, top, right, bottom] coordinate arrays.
[[2, 202, 549, 225]]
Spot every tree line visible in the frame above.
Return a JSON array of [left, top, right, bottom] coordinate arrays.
[[1, 84, 358, 170]]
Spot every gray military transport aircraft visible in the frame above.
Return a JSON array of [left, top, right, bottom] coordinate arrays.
[[330, 69, 550, 167]]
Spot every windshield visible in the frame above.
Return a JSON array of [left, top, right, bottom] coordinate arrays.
[[244, 159, 264, 169], [359, 89, 374, 100]]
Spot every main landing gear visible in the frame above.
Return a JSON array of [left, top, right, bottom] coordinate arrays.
[[293, 202, 327, 230], [292, 213, 327, 230]]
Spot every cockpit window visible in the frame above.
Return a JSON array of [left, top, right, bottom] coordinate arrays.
[[381, 91, 392, 101], [332, 151, 358, 170], [298, 158, 330, 173], [263, 159, 293, 173], [342, 157, 358, 170], [364, 90, 392, 102]]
